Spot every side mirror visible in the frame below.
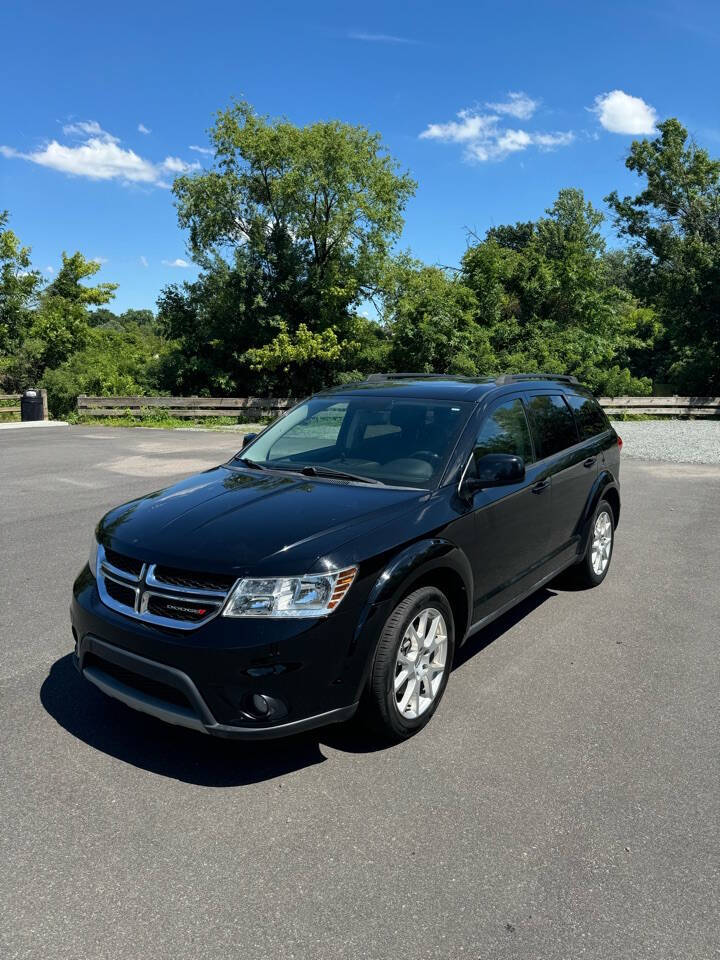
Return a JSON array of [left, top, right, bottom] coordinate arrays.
[[462, 453, 525, 496], [241, 432, 258, 449]]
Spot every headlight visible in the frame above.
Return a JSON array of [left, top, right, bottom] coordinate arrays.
[[223, 567, 357, 618], [89, 532, 99, 578]]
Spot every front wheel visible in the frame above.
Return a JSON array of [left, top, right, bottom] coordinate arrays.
[[362, 586, 455, 742], [574, 499, 615, 587]]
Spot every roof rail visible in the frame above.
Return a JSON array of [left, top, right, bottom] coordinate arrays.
[[365, 372, 471, 381], [494, 373, 579, 386]]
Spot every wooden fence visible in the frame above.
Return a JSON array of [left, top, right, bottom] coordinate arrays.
[[77, 395, 298, 418], [599, 396, 720, 416], [0, 394, 21, 419], [76, 394, 720, 419], [0, 390, 49, 421]]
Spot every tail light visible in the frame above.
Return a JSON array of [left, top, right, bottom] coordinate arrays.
[[617, 435, 623, 451]]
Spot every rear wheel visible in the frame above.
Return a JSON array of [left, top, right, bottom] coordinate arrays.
[[574, 499, 615, 587], [362, 587, 455, 741]]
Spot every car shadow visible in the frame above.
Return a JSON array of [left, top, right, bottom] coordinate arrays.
[[40, 654, 332, 787], [453, 586, 556, 670], [42, 589, 560, 786]]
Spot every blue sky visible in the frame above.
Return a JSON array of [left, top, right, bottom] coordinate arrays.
[[1, 0, 718, 312]]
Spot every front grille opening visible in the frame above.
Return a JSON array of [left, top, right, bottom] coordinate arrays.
[[146, 595, 217, 622], [104, 547, 143, 578], [84, 653, 193, 710], [152, 565, 236, 593], [104, 578, 136, 610]]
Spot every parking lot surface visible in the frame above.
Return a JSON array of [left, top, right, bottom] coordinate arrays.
[[2, 426, 719, 960]]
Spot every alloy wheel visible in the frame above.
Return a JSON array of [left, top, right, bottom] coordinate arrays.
[[393, 608, 448, 720], [591, 510, 613, 575]]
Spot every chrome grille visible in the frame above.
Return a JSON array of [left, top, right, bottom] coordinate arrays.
[[96, 545, 236, 631]]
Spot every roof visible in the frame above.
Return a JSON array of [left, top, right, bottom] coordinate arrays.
[[318, 373, 583, 402]]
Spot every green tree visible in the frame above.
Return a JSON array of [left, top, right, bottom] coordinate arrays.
[[606, 118, 720, 391], [461, 189, 652, 395], [3, 251, 119, 390], [89, 307, 157, 329], [0, 212, 42, 371], [160, 100, 415, 394], [36, 253, 117, 370], [42, 322, 171, 418], [46, 252, 117, 305], [386, 257, 495, 376]]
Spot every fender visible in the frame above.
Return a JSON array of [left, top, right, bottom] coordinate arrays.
[[352, 538, 474, 657], [578, 469, 621, 554]]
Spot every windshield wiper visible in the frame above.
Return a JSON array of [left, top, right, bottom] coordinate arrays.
[[297, 465, 384, 485], [232, 456, 269, 471]]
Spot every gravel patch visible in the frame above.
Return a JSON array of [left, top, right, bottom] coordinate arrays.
[[610, 419, 720, 464]]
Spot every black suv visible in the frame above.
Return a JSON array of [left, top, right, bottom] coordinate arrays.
[[72, 374, 621, 741]]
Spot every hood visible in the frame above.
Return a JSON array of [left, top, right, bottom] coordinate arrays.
[[99, 464, 425, 575]]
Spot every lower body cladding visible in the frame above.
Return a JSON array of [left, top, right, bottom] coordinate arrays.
[[71, 570, 386, 739]]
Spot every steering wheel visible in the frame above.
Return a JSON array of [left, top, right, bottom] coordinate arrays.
[[411, 450, 442, 465]]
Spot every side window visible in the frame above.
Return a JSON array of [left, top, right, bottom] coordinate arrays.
[[526, 394, 579, 458], [566, 394, 610, 441], [471, 398, 533, 472]]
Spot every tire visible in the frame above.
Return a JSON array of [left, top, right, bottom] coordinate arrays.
[[361, 586, 455, 742], [573, 498, 615, 587]]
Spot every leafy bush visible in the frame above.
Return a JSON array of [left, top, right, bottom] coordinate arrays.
[[42, 324, 172, 417]]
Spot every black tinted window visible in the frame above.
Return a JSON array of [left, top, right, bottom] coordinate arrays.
[[527, 394, 578, 458], [566, 394, 609, 441], [472, 399, 533, 469]]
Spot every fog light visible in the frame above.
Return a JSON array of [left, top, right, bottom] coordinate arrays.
[[251, 693, 269, 717]]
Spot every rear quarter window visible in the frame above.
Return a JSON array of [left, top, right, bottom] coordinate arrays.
[[566, 394, 610, 440], [526, 394, 579, 458]]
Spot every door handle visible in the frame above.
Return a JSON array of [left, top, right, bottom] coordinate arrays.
[[583, 457, 597, 468], [532, 479, 550, 494]]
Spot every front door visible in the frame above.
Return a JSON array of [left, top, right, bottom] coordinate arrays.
[[466, 395, 554, 624]]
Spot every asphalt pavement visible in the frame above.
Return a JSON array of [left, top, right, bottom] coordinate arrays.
[[2, 426, 719, 960]]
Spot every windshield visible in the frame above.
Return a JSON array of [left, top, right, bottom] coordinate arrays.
[[238, 395, 472, 488]]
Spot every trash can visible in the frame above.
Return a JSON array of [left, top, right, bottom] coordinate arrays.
[[21, 389, 45, 421]]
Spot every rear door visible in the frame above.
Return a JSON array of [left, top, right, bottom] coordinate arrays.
[[467, 395, 554, 621], [525, 393, 596, 559]]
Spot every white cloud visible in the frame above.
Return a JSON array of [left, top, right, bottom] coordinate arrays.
[[533, 131, 576, 150], [420, 109, 498, 144], [161, 156, 200, 174], [591, 90, 658, 134], [45, 266, 54, 274], [0, 121, 200, 187], [189, 144, 214, 156], [485, 92, 539, 120], [138, 123, 151, 135], [420, 105, 574, 163], [90, 256, 108, 265], [162, 258, 189, 268], [348, 31, 416, 44], [62, 120, 117, 141], [139, 255, 149, 268]]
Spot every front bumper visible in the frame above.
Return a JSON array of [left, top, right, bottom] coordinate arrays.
[[71, 567, 386, 739], [74, 635, 357, 738]]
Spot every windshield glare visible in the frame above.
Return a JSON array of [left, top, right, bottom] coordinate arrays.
[[239, 396, 472, 488]]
